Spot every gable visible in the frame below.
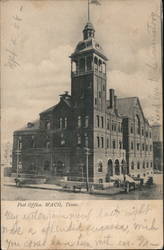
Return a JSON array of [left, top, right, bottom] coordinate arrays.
[[117, 97, 146, 123]]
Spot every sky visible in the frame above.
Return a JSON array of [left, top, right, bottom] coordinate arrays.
[[1, 0, 162, 145]]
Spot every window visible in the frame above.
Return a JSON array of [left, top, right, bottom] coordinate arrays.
[[137, 143, 140, 150], [146, 145, 148, 151], [118, 123, 121, 132], [150, 162, 153, 168], [99, 91, 102, 98], [44, 161, 50, 171], [96, 115, 100, 128], [101, 117, 104, 128], [97, 136, 100, 148], [143, 173, 146, 177], [77, 135, 81, 145], [142, 128, 144, 136], [136, 115, 140, 134], [31, 136, 36, 148], [130, 125, 134, 134], [112, 140, 116, 149], [131, 162, 134, 170], [137, 162, 140, 169], [61, 139, 65, 145], [137, 174, 140, 178], [77, 116, 81, 128], [107, 119, 109, 130], [59, 118, 62, 129], [101, 137, 104, 148], [85, 116, 89, 128], [98, 161, 103, 172], [86, 56, 92, 71], [46, 141, 50, 149], [142, 143, 145, 151], [119, 141, 122, 149], [45, 120, 51, 129], [150, 145, 152, 151], [18, 137, 22, 150], [99, 60, 102, 72], [64, 117, 67, 129], [94, 57, 98, 71], [84, 134, 88, 147], [107, 138, 109, 148], [146, 162, 149, 168], [143, 162, 145, 169], [150, 132, 152, 138], [131, 142, 134, 150], [95, 98, 97, 105], [99, 178, 103, 184], [79, 58, 85, 72], [146, 131, 148, 137]]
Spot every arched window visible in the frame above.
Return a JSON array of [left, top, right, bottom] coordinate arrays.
[[45, 141, 50, 149], [98, 161, 103, 172], [115, 160, 120, 175]]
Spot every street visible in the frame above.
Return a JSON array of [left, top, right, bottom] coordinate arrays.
[[2, 174, 163, 200]]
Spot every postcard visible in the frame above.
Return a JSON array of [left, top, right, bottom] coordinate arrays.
[[1, 0, 163, 249]]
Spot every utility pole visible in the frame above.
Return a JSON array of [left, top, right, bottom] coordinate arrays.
[[86, 147, 89, 191]]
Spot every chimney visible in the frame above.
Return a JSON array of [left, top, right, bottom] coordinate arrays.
[[109, 89, 115, 108], [27, 122, 34, 128], [114, 95, 117, 111]]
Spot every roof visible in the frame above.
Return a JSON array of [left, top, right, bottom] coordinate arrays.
[[14, 119, 40, 133], [117, 97, 146, 121], [71, 38, 108, 60], [83, 22, 95, 32], [40, 96, 72, 115]]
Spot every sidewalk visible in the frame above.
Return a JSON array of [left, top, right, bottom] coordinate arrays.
[[3, 181, 122, 196]]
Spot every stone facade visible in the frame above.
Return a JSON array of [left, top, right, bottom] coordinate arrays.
[[12, 21, 153, 183], [152, 124, 163, 172]]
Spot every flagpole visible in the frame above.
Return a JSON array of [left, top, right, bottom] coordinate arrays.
[[88, 0, 90, 21]]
